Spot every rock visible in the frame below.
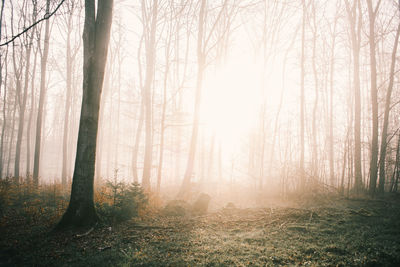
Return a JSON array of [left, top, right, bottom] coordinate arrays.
[[191, 193, 211, 215], [225, 202, 236, 209], [163, 200, 191, 216]]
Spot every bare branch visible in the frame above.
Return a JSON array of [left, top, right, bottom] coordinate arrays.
[[0, 0, 65, 47]]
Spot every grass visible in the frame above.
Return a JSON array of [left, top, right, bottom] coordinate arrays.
[[1, 193, 400, 266]]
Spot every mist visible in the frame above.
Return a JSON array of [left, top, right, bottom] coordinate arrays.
[[1, 0, 400, 265]]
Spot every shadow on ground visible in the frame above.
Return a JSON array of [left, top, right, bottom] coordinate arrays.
[[1, 195, 400, 266]]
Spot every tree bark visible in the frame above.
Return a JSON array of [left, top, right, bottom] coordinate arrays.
[[141, 0, 158, 190], [61, 5, 75, 187], [345, 0, 363, 194], [378, 19, 400, 195], [57, 0, 113, 229], [33, 0, 51, 187], [366, 0, 380, 196], [300, 0, 306, 190]]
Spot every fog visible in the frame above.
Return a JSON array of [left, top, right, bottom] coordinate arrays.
[[1, 0, 400, 202]]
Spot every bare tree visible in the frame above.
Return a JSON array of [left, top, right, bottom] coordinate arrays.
[[378, 2, 400, 195], [33, 0, 51, 187], [366, 0, 381, 196], [178, 0, 231, 198], [345, 0, 363, 193], [57, 0, 113, 228], [141, 0, 158, 190]]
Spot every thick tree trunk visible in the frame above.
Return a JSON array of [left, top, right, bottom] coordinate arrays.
[[57, 0, 113, 229]]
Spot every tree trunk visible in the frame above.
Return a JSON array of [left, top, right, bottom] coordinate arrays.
[[367, 0, 380, 196], [141, 0, 158, 190], [345, 0, 363, 194], [26, 45, 38, 180], [378, 20, 400, 195], [61, 11, 74, 187], [328, 17, 337, 187], [156, 37, 170, 193], [57, 0, 113, 229], [6, 91, 18, 178], [132, 98, 144, 183], [300, 0, 306, 190], [178, 0, 206, 199], [0, 48, 7, 179], [14, 4, 36, 183], [33, 0, 51, 187]]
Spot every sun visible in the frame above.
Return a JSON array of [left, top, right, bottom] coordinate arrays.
[[201, 57, 261, 152]]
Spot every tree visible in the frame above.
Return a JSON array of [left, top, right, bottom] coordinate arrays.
[[299, 0, 307, 190], [57, 0, 113, 229], [345, 0, 363, 193], [33, 0, 51, 187], [378, 3, 400, 195], [366, 0, 381, 196], [61, 0, 80, 187], [178, 0, 231, 198], [141, 0, 158, 190], [14, 0, 37, 182]]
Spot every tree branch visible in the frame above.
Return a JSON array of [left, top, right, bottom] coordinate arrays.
[[0, 0, 65, 47]]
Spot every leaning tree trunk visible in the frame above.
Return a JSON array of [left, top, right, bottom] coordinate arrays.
[[57, 0, 113, 229]]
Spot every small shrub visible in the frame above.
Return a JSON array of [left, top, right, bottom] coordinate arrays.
[[96, 181, 148, 223]]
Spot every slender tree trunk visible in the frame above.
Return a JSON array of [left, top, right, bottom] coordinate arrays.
[[345, 0, 363, 193], [311, 3, 319, 179], [14, 4, 36, 183], [300, 0, 306, 190], [0, 50, 7, 179], [378, 20, 400, 195], [61, 12, 74, 187], [6, 92, 17, 178], [141, 0, 158, 190], [328, 19, 337, 187], [33, 0, 51, 187], [156, 39, 170, 193], [132, 98, 144, 183], [57, 0, 113, 229], [26, 46, 38, 180], [391, 133, 400, 192], [367, 0, 380, 196], [178, 0, 206, 199]]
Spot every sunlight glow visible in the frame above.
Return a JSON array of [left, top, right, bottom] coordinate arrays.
[[201, 58, 261, 152]]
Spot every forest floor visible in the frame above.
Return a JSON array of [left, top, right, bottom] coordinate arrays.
[[1, 194, 400, 266]]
